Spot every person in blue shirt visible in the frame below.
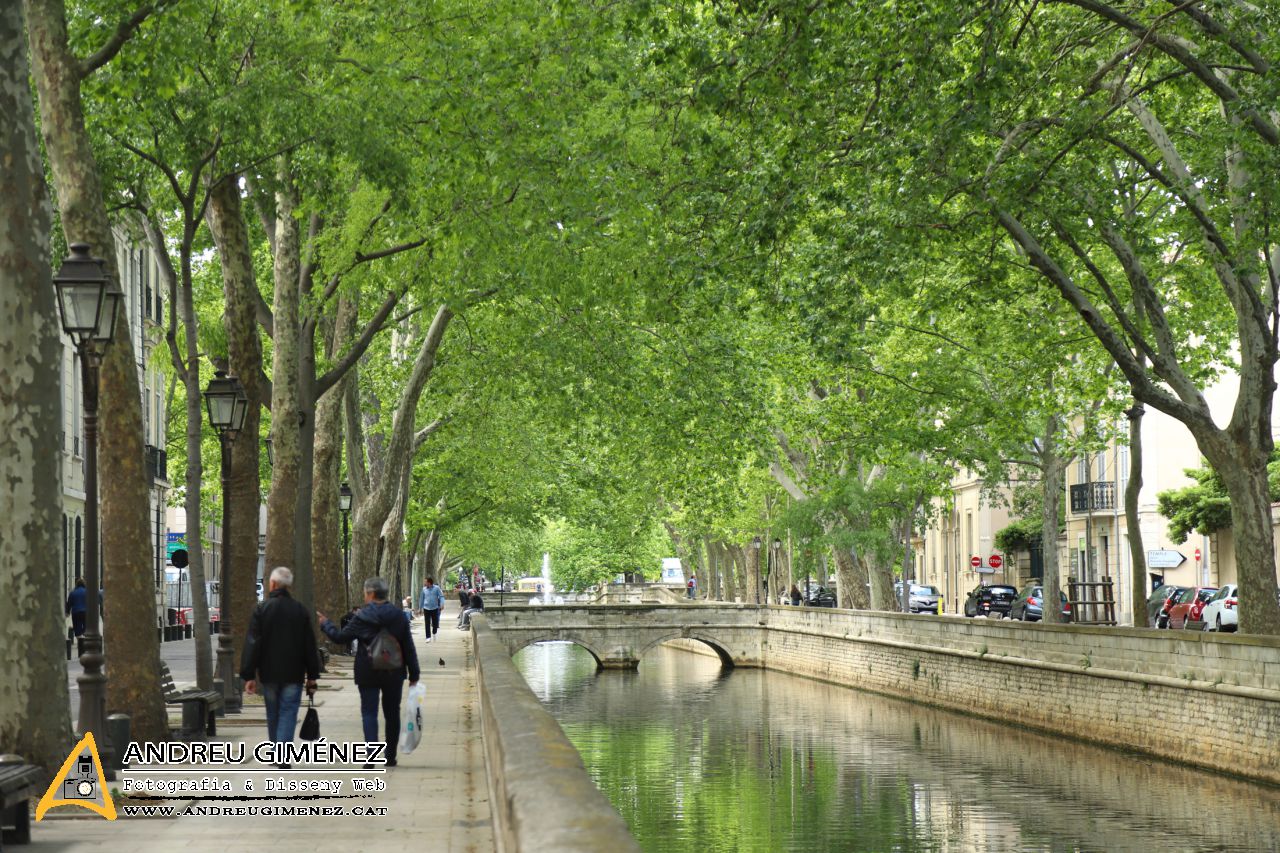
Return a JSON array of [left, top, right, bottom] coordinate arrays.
[[66, 578, 88, 637], [419, 576, 445, 643]]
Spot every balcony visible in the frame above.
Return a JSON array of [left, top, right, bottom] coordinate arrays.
[[145, 444, 168, 484], [1070, 481, 1115, 513]]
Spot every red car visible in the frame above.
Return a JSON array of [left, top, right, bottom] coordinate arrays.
[[1166, 586, 1218, 630]]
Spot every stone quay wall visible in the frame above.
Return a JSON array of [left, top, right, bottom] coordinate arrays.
[[470, 616, 641, 853], [672, 606, 1280, 784]]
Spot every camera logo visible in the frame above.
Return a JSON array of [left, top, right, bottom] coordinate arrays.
[[36, 732, 116, 821]]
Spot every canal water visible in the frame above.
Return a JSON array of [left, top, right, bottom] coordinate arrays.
[[514, 641, 1280, 853]]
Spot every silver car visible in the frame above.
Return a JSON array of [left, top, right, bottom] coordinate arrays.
[[896, 582, 941, 614]]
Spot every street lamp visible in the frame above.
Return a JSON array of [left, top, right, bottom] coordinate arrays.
[[769, 538, 781, 604], [55, 243, 121, 775], [205, 369, 247, 713], [339, 482, 352, 611]]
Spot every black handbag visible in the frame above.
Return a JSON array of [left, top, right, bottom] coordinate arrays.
[[300, 695, 320, 741]]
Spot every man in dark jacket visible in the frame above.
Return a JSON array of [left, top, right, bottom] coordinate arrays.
[[318, 576, 420, 768], [240, 567, 321, 762], [66, 577, 88, 637]]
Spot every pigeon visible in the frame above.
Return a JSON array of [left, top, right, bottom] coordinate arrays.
[[438, 658, 446, 667]]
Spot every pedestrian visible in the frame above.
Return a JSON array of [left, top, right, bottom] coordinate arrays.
[[318, 577, 420, 769], [66, 577, 88, 638], [239, 567, 320, 768], [459, 589, 484, 630], [789, 584, 803, 606], [686, 576, 696, 599], [419, 576, 444, 643]]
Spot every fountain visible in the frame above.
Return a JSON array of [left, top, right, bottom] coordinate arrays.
[[542, 552, 554, 605]]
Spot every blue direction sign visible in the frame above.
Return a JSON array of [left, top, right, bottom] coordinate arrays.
[[166, 532, 186, 560]]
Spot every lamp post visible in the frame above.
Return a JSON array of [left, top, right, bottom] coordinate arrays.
[[339, 483, 352, 611], [205, 370, 248, 713], [770, 538, 781, 604], [55, 244, 122, 773]]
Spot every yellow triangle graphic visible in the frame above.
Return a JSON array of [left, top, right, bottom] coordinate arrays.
[[35, 732, 117, 821]]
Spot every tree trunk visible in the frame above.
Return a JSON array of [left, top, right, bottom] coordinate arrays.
[[867, 554, 896, 610], [0, 3, 74, 776], [1125, 404, 1146, 627], [143, 215, 213, 689], [832, 547, 866, 609], [264, 164, 301, 577], [26, 0, 167, 741], [206, 177, 264, 664], [1210, 449, 1280, 634], [312, 379, 344, 623], [744, 539, 762, 605], [350, 306, 453, 576], [1040, 413, 1066, 625]]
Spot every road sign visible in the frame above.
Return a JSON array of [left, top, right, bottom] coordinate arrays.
[[989, 554, 1003, 569], [970, 556, 981, 568], [166, 533, 186, 560], [1195, 547, 1202, 562], [1147, 550, 1185, 568]]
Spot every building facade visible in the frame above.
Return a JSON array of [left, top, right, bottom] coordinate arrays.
[[917, 468, 1014, 615]]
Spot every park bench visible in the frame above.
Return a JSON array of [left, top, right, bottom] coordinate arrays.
[[0, 757, 40, 850], [159, 661, 222, 738]]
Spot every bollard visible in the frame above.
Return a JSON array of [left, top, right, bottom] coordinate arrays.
[[184, 624, 193, 639], [106, 713, 130, 771]]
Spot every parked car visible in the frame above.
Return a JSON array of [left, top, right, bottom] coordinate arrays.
[[804, 586, 837, 608], [1200, 584, 1238, 632], [963, 584, 1018, 618], [894, 582, 942, 614], [1008, 584, 1071, 622], [1167, 586, 1218, 630], [1146, 584, 1185, 628]]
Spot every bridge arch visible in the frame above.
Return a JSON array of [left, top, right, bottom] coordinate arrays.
[[636, 631, 735, 669], [508, 634, 606, 668]]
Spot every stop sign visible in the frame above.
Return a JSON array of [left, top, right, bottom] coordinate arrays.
[[970, 556, 981, 568], [989, 554, 1003, 569]]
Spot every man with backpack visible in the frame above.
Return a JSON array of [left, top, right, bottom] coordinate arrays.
[[318, 577, 420, 768]]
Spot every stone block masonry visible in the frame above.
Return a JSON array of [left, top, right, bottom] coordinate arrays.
[[761, 608, 1280, 784], [483, 603, 1280, 784]]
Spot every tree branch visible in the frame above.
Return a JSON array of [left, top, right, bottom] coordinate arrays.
[[79, 2, 162, 78], [315, 288, 404, 398]]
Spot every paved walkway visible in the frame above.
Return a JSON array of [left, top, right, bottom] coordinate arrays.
[[37, 603, 494, 852]]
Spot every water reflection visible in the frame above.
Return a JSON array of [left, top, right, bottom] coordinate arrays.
[[514, 641, 1280, 853]]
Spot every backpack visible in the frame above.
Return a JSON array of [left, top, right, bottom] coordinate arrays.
[[368, 627, 404, 671]]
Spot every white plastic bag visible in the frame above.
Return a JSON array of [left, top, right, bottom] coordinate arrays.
[[398, 683, 426, 755]]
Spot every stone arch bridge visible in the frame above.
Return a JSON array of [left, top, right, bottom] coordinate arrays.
[[477, 604, 764, 668]]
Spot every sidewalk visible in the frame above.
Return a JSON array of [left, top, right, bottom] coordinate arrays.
[[33, 604, 493, 852]]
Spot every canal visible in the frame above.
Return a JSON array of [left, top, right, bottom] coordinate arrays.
[[514, 641, 1280, 853]]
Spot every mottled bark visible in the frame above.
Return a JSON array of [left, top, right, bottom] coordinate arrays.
[[833, 547, 869, 610], [1125, 404, 1146, 627], [206, 177, 264, 664], [26, 0, 167, 741], [312, 364, 346, 628], [1040, 413, 1066, 625], [0, 1, 74, 776], [264, 164, 302, 578], [350, 305, 453, 578], [744, 539, 762, 605]]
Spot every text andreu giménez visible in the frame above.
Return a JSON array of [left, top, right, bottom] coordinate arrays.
[[121, 740, 387, 766]]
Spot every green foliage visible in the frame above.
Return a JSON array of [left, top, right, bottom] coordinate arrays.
[[1157, 456, 1280, 543]]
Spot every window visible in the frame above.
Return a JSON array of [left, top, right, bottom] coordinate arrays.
[[1095, 450, 1106, 481], [1118, 446, 1129, 489], [1076, 454, 1088, 483]]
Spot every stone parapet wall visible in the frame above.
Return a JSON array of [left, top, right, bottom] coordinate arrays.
[[753, 608, 1280, 784], [470, 615, 641, 853]]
